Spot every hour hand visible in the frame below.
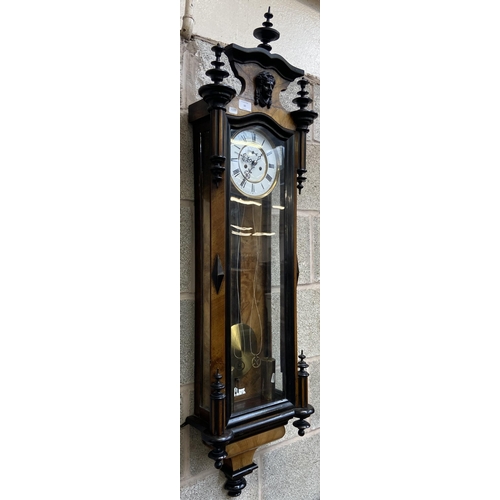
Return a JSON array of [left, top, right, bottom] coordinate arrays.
[[251, 153, 262, 166]]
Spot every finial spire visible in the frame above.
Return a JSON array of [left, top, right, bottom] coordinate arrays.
[[293, 79, 313, 110], [253, 7, 280, 51], [205, 43, 229, 84]]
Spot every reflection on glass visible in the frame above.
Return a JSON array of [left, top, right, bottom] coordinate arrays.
[[228, 125, 286, 415]]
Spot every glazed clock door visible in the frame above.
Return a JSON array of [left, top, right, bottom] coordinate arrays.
[[227, 122, 295, 419]]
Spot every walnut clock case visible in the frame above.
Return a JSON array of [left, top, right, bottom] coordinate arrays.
[[182, 9, 318, 497]]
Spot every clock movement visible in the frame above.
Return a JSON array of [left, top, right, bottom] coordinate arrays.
[[182, 8, 318, 496]]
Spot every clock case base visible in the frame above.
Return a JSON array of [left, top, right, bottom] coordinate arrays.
[[185, 413, 287, 496]]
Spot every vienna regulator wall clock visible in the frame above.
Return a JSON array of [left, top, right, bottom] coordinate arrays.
[[182, 8, 318, 497]]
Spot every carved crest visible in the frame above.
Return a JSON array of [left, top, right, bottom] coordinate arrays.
[[254, 71, 275, 108]]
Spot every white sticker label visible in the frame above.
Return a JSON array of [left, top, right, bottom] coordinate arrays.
[[234, 387, 246, 396], [239, 99, 252, 112], [228, 106, 238, 115]]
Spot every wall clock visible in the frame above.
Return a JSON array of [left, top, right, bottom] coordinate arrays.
[[182, 8, 318, 497]]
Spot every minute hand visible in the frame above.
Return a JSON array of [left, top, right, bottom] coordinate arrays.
[[252, 153, 263, 166]]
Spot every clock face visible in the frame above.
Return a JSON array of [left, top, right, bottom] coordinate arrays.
[[230, 128, 279, 199]]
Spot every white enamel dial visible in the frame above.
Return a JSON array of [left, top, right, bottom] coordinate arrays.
[[230, 128, 279, 199]]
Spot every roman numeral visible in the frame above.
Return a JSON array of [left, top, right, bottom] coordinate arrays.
[[266, 151, 273, 156], [240, 178, 247, 188], [251, 132, 256, 142], [240, 133, 247, 141], [269, 163, 275, 169], [251, 184, 255, 194], [266, 174, 272, 182], [233, 169, 240, 176]]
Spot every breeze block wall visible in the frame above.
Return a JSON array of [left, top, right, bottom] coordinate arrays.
[[180, 5, 320, 497]]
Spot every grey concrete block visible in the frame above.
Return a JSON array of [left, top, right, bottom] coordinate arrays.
[[297, 215, 312, 285], [180, 39, 187, 110], [180, 386, 195, 480], [297, 288, 320, 358], [297, 142, 320, 211], [180, 386, 195, 425], [312, 82, 320, 142], [180, 112, 194, 201], [312, 215, 320, 283], [180, 299, 195, 385], [259, 432, 320, 500], [188, 424, 214, 477], [181, 468, 256, 500], [308, 357, 320, 431], [180, 204, 194, 293], [180, 429, 187, 480], [278, 77, 302, 113], [181, 40, 205, 111]]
